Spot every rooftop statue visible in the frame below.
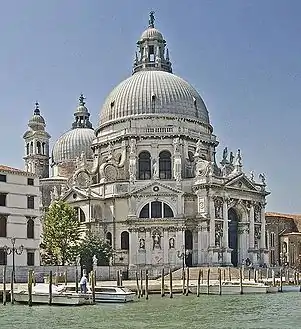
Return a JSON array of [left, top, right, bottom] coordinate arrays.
[[149, 11, 155, 27]]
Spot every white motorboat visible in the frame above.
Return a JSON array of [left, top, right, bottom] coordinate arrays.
[[14, 284, 89, 305], [91, 286, 136, 303], [190, 281, 278, 295], [279, 285, 301, 293]]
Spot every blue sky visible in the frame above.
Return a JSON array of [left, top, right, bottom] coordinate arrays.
[[1, 0, 300, 213]]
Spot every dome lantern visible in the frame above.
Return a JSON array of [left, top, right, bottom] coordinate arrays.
[[133, 12, 172, 74], [71, 93, 93, 129]]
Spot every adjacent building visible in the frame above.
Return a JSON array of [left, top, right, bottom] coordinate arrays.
[[0, 165, 41, 267]]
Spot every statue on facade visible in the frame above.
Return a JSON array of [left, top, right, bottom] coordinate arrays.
[[222, 147, 228, 162], [152, 231, 161, 249], [129, 158, 136, 184], [173, 137, 180, 154], [152, 159, 159, 178], [129, 138, 136, 155], [92, 255, 98, 267], [173, 161, 181, 183], [169, 237, 175, 249], [250, 170, 255, 181], [229, 152, 234, 164], [259, 173, 266, 185], [234, 149, 242, 167], [139, 238, 145, 249]]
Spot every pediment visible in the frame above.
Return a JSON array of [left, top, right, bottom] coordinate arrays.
[[131, 181, 182, 196], [224, 174, 258, 192], [61, 186, 101, 203]]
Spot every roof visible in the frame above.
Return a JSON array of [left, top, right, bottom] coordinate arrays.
[[266, 212, 301, 232], [98, 70, 209, 126], [0, 164, 36, 176]]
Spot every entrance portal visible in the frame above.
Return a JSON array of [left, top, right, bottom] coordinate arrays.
[[185, 230, 193, 267], [228, 208, 239, 267]]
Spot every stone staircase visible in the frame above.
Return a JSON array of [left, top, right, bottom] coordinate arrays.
[[162, 266, 272, 281]]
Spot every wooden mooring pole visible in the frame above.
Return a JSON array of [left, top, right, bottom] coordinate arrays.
[[48, 270, 53, 305], [145, 269, 149, 300], [228, 267, 232, 282], [91, 271, 95, 304], [169, 268, 173, 299], [28, 270, 33, 307], [161, 268, 165, 297], [2, 266, 6, 305], [239, 267, 243, 295], [279, 269, 283, 293], [207, 268, 210, 295], [185, 267, 190, 296], [196, 269, 201, 297], [182, 268, 186, 295], [135, 271, 140, 298], [140, 269, 143, 297], [218, 268, 222, 295]]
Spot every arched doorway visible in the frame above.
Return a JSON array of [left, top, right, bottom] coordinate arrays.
[[228, 208, 239, 267], [185, 230, 193, 267]]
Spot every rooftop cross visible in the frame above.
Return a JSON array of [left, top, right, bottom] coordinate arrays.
[[149, 11, 155, 28]]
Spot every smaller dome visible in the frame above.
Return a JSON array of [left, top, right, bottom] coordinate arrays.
[[52, 128, 95, 164], [140, 27, 163, 41]]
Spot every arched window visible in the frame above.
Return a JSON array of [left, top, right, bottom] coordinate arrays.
[[26, 143, 30, 155], [42, 142, 46, 155], [0, 215, 7, 237], [30, 141, 33, 154], [138, 151, 151, 180], [106, 232, 112, 246], [36, 141, 41, 154], [159, 151, 171, 179], [139, 201, 174, 218], [74, 207, 86, 222], [121, 231, 129, 250], [27, 217, 34, 239]]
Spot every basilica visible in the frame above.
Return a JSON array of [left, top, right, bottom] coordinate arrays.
[[23, 13, 269, 268]]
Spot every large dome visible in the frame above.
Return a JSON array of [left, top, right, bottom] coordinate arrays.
[[99, 70, 209, 126], [52, 128, 95, 164]]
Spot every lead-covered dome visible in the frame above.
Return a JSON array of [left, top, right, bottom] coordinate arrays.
[[98, 12, 210, 127], [51, 94, 95, 164], [99, 70, 209, 125], [52, 128, 95, 163]]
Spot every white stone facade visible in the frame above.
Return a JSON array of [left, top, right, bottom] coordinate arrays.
[[0, 166, 41, 267], [28, 13, 270, 269]]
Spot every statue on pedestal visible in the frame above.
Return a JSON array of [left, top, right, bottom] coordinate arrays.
[[152, 159, 159, 179], [92, 255, 98, 267]]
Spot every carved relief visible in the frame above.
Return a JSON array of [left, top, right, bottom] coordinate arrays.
[[254, 204, 261, 223], [139, 238, 145, 249], [215, 222, 223, 247], [254, 225, 261, 248], [214, 197, 223, 219]]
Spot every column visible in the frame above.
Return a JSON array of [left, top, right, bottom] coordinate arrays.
[[129, 229, 138, 266], [145, 230, 152, 265], [260, 204, 266, 249], [209, 198, 215, 247], [222, 201, 228, 248], [249, 204, 255, 249]]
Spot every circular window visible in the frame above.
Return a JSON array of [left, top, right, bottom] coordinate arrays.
[[73, 193, 77, 199], [153, 186, 159, 192]]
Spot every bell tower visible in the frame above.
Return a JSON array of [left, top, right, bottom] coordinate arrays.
[[23, 102, 51, 178]]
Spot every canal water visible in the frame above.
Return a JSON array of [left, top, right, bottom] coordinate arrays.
[[0, 293, 300, 329]]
